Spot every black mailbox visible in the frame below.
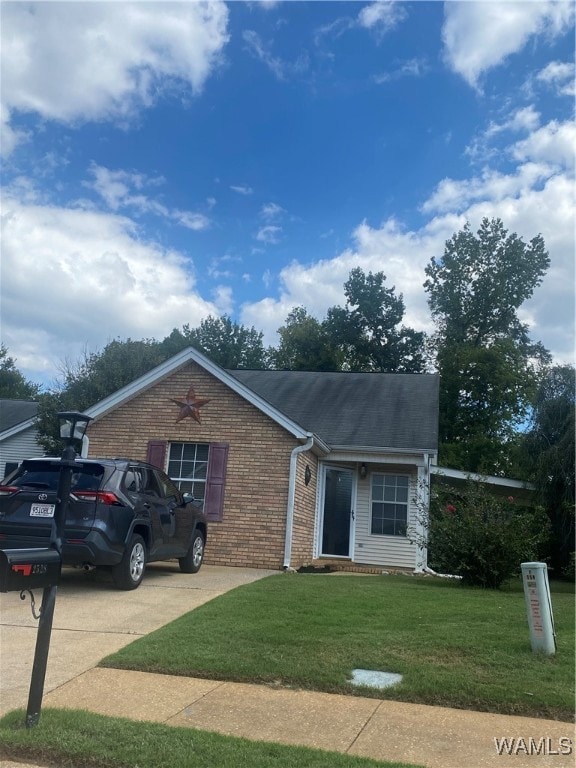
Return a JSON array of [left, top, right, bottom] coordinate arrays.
[[0, 548, 62, 593]]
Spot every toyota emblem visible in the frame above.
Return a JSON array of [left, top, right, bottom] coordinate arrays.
[[38, 493, 48, 501]]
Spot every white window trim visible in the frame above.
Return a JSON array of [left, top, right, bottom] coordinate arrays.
[[167, 442, 210, 498], [369, 472, 410, 538]]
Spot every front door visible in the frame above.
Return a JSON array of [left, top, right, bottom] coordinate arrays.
[[321, 467, 354, 557]]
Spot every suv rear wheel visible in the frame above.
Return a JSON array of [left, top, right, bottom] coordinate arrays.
[[113, 534, 146, 590], [179, 530, 204, 574]]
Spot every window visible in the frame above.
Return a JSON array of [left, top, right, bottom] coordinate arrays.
[[148, 440, 229, 521], [167, 443, 209, 502], [371, 474, 409, 536], [12, 461, 104, 492]]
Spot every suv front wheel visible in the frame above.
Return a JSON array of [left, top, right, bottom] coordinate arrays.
[[113, 534, 146, 590], [179, 531, 204, 574]]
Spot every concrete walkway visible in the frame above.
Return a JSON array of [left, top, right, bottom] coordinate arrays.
[[1, 566, 573, 768]]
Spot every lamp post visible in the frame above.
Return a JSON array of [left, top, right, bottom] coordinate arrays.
[[25, 411, 92, 728]]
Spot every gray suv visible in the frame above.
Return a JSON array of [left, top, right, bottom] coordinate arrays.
[[0, 457, 207, 589]]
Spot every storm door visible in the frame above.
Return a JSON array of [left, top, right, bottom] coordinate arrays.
[[320, 467, 354, 557]]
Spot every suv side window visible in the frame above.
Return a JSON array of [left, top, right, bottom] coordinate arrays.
[[154, 470, 182, 504], [123, 467, 143, 493], [138, 468, 162, 497]]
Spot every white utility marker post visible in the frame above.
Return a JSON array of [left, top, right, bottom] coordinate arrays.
[[521, 562, 556, 655]]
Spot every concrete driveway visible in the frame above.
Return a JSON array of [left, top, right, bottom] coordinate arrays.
[[0, 562, 275, 716]]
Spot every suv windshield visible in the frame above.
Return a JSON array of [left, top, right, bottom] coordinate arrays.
[[10, 462, 105, 492]]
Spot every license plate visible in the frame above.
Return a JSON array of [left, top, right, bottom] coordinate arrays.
[[30, 504, 55, 518]]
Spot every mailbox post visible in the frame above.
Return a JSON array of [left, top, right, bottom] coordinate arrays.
[[2, 411, 92, 728]]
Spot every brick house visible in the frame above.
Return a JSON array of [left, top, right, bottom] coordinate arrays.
[[84, 347, 439, 572]]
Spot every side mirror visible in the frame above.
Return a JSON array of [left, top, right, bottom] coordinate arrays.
[[182, 493, 203, 510]]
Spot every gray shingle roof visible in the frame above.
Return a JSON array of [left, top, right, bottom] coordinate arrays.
[[227, 370, 439, 451], [0, 400, 39, 434]]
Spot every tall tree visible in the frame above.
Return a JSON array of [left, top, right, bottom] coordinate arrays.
[[516, 364, 575, 576], [325, 268, 425, 373], [36, 338, 167, 453], [0, 345, 40, 400], [424, 218, 551, 473], [270, 307, 341, 371], [170, 316, 268, 369]]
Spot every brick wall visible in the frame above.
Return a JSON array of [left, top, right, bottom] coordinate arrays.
[[290, 451, 319, 567], [86, 362, 316, 570]]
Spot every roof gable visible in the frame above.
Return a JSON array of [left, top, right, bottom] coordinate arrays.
[[84, 347, 316, 445], [0, 400, 39, 439]]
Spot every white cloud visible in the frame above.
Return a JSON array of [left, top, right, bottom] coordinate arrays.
[[260, 202, 285, 220], [536, 60, 575, 96], [0, 104, 27, 157], [208, 253, 242, 280], [374, 57, 428, 84], [442, 1, 574, 88], [358, 2, 407, 33], [466, 111, 573, 166], [230, 184, 254, 195], [171, 210, 211, 231], [255, 225, 282, 244], [242, 30, 309, 81], [212, 285, 234, 316], [488, 106, 542, 137], [86, 164, 210, 231], [0, 186, 217, 381], [422, 162, 555, 214], [511, 119, 576, 168], [1, 2, 229, 155]]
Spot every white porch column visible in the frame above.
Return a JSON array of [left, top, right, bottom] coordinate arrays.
[[414, 454, 430, 572]]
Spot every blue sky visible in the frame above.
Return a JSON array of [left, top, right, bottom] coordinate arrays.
[[1, 1, 574, 386]]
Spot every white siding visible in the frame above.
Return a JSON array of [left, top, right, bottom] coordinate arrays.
[[0, 427, 44, 480], [353, 466, 418, 569]]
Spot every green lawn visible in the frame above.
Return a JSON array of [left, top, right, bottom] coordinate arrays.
[[101, 573, 574, 721], [0, 709, 421, 768]]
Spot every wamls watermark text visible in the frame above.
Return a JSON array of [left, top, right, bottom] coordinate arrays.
[[494, 736, 573, 756]]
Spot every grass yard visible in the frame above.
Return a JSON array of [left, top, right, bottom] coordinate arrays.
[[101, 574, 575, 721], [0, 709, 421, 768]]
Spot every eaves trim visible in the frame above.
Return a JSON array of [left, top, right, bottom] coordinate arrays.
[[329, 445, 438, 455], [432, 465, 535, 490]]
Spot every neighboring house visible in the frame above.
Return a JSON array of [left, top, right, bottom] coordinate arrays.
[[0, 400, 44, 480], [84, 347, 439, 572]]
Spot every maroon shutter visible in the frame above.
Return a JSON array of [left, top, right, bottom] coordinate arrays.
[[204, 443, 229, 522], [146, 440, 167, 470]]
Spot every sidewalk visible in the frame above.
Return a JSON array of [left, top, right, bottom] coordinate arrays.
[[31, 667, 573, 768]]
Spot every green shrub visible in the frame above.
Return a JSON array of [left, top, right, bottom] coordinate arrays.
[[421, 481, 549, 588]]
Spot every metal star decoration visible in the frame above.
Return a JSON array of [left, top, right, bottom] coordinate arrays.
[[170, 385, 211, 424]]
